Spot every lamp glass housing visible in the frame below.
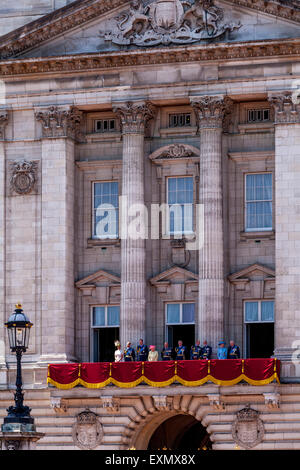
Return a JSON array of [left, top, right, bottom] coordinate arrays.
[[5, 307, 33, 352]]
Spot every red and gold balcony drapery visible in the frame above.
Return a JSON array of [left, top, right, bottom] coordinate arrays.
[[47, 358, 280, 389]]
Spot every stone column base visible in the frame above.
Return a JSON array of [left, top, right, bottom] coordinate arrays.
[[0, 431, 45, 450]]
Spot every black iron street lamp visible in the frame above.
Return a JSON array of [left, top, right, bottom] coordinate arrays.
[[2, 303, 35, 432]]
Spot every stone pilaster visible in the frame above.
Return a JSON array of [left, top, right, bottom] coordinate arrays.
[[113, 101, 155, 350], [191, 96, 232, 354], [35, 106, 82, 363], [269, 91, 300, 379], [0, 111, 7, 379]]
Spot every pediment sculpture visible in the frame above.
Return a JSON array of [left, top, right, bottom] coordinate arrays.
[[101, 0, 241, 47]]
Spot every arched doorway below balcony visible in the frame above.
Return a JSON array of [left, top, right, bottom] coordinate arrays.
[[147, 414, 212, 450]]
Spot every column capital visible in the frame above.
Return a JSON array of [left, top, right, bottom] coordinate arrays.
[[112, 100, 156, 134], [190, 95, 233, 129], [0, 110, 8, 140], [268, 91, 300, 124], [34, 105, 84, 141]]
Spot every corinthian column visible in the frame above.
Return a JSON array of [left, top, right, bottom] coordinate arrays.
[[113, 101, 155, 350], [268, 91, 300, 380], [35, 105, 83, 363], [191, 95, 232, 355]]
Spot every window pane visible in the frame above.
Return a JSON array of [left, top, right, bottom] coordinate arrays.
[[94, 182, 119, 238], [182, 304, 195, 323], [167, 304, 180, 324], [168, 177, 193, 234], [93, 307, 105, 326], [261, 301, 274, 322], [245, 302, 259, 322], [107, 306, 120, 326]]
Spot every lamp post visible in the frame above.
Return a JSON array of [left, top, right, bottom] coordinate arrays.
[[3, 303, 34, 432], [0, 304, 44, 450]]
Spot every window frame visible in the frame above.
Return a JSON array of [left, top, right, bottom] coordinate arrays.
[[165, 302, 195, 326], [168, 113, 192, 128], [90, 305, 120, 329], [92, 180, 119, 240], [247, 108, 270, 123], [94, 118, 117, 133], [243, 300, 275, 324], [244, 172, 273, 232], [166, 176, 195, 237]]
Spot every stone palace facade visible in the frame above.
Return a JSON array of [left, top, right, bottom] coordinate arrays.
[[0, 0, 300, 450]]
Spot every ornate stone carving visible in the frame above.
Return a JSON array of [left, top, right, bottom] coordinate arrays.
[[101, 396, 120, 413], [0, 0, 299, 60], [113, 101, 156, 134], [160, 144, 194, 159], [102, 0, 241, 47], [191, 95, 233, 129], [263, 392, 280, 409], [10, 160, 38, 195], [268, 91, 300, 124], [0, 111, 8, 140], [152, 395, 173, 410], [0, 40, 299, 77], [3, 439, 21, 451], [72, 410, 103, 450], [35, 106, 85, 141], [207, 393, 225, 410], [232, 406, 265, 449], [50, 397, 68, 413]]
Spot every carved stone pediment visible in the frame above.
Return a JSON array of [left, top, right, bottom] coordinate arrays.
[[76, 269, 121, 289], [149, 143, 200, 162], [150, 266, 198, 286], [101, 0, 241, 47], [228, 263, 275, 284], [232, 406, 264, 449], [75, 269, 121, 300], [1, 0, 300, 61]]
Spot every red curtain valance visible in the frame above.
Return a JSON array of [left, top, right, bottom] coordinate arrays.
[[47, 358, 280, 389]]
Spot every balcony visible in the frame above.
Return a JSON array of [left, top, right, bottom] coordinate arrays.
[[47, 358, 280, 389]]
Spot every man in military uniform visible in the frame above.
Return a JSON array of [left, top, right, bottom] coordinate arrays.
[[124, 341, 135, 362], [227, 340, 240, 359], [136, 338, 148, 362], [201, 340, 212, 360], [190, 339, 202, 360], [161, 342, 173, 361], [175, 340, 186, 360]]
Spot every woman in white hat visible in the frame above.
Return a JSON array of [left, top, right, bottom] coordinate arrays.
[[114, 340, 123, 362], [148, 345, 158, 362]]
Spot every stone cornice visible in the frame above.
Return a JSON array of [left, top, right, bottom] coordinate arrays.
[[0, 38, 300, 78], [0, 0, 299, 61]]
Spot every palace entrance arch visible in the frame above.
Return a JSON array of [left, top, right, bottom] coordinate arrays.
[[131, 411, 212, 450]]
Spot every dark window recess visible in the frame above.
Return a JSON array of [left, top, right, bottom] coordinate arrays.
[[169, 113, 191, 128], [247, 108, 270, 123], [94, 119, 116, 133]]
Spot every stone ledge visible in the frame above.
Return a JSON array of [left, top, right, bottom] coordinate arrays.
[[240, 230, 275, 241], [87, 238, 121, 248]]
